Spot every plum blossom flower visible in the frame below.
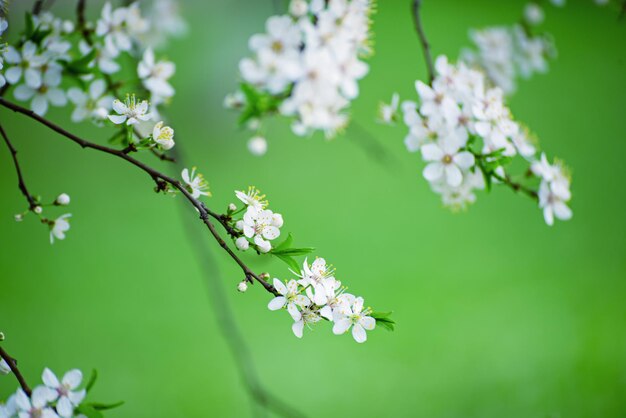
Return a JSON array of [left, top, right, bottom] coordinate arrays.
[[292, 306, 322, 338], [268, 279, 310, 321], [379, 93, 399, 124], [181, 167, 210, 199], [108, 95, 151, 125], [15, 387, 58, 418], [152, 121, 175, 150], [13, 70, 67, 116], [332, 297, 376, 343], [241, 206, 282, 253], [42, 368, 86, 418], [137, 48, 175, 102], [67, 79, 113, 123], [247, 136, 268, 156], [235, 187, 268, 210], [3, 42, 45, 89], [421, 138, 475, 187], [0, 359, 11, 375], [50, 214, 71, 244]]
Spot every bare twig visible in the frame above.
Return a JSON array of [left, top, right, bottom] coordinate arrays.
[[0, 97, 278, 296], [32, 0, 45, 15], [0, 346, 32, 396], [0, 123, 38, 209], [411, 0, 435, 84]]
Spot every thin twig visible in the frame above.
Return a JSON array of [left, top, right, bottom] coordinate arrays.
[[0, 123, 38, 209], [76, 0, 93, 45], [0, 346, 32, 396], [411, 0, 435, 84], [173, 149, 308, 418], [0, 97, 278, 296], [492, 171, 538, 200], [32, 0, 45, 15]]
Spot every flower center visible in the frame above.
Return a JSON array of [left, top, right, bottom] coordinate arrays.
[[442, 155, 453, 164]]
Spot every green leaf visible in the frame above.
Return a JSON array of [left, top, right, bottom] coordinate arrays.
[[273, 253, 300, 272], [90, 401, 125, 411], [273, 233, 294, 252], [63, 49, 97, 75], [85, 369, 98, 393], [272, 247, 315, 256], [371, 311, 396, 332], [76, 405, 104, 418], [24, 13, 35, 38]]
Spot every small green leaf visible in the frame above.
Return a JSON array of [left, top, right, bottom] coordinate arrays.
[[25, 13, 35, 38], [272, 233, 293, 252], [272, 247, 315, 256], [76, 405, 104, 418], [371, 312, 396, 331], [90, 401, 125, 411], [273, 253, 300, 272], [85, 369, 98, 393]]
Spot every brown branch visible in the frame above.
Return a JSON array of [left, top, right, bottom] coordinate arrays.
[[0, 97, 278, 296], [0, 346, 32, 396], [0, 123, 38, 209], [171, 147, 308, 418], [492, 171, 538, 200], [76, 0, 93, 45], [411, 0, 435, 84], [32, 0, 45, 15]]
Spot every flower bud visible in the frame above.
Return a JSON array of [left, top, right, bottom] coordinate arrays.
[[236, 237, 249, 251], [289, 0, 308, 17], [55, 193, 71, 206], [247, 136, 268, 156], [33, 206, 43, 214], [259, 272, 270, 280], [524, 3, 544, 25], [237, 281, 248, 293], [228, 203, 237, 212], [14, 214, 23, 222]]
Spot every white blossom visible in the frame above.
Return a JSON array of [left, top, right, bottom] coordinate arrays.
[[50, 214, 71, 244], [55, 194, 71, 206], [181, 167, 210, 199], [42, 368, 86, 418], [137, 48, 175, 103], [0, 359, 10, 375], [96, 2, 148, 55], [332, 296, 375, 343], [235, 187, 267, 210], [524, 3, 545, 25], [235, 236, 250, 251], [13, 70, 67, 116], [108, 95, 151, 125], [247, 136, 267, 156], [379, 93, 399, 125], [3, 42, 45, 89], [421, 138, 475, 188], [15, 387, 58, 418], [152, 121, 175, 150], [241, 206, 282, 253], [67, 79, 113, 123], [268, 279, 310, 321]]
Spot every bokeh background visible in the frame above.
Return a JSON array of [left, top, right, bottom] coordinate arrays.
[[1, 0, 625, 417]]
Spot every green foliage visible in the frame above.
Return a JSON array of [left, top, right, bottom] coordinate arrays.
[[63, 50, 98, 76], [237, 83, 287, 126], [371, 311, 396, 331], [85, 369, 98, 393], [270, 233, 314, 272]]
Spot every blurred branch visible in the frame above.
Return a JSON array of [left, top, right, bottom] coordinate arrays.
[[32, 0, 45, 15], [0, 123, 38, 210], [411, 0, 435, 84], [347, 121, 401, 172], [0, 97, 278, 296], [0, 345, 32, 396], [173, 147, 308, 418]]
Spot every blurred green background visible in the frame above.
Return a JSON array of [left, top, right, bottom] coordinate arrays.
[[1, 0, 625, 417]]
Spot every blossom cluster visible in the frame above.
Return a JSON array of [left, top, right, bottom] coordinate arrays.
[[229, 187, 283, 254], [0, 2, 181, 118], [381, 55, 572, 225], [268, 258, 377, 343], [0, 368, 86, 418], [461, 25, 554, 94], [13, 193, 72, 244], [226, 0, 374, 154]]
